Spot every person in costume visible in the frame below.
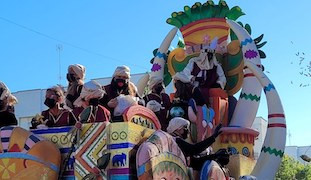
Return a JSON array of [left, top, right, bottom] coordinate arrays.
[[167, 117, 222, 158], [174, 37, 226, 106], [74, 80, 110, 123], [65, 64, 85, 110], [0, 81, 18, 127], [144, 76, 171, 131], [99, 65, 140, 119], [41, 86, 77, 127], [167, 117, 230, 176], [172, 79, 205, 120]]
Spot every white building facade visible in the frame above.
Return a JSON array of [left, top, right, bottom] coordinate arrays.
[[251, 117, 268, 160], [285, 146, 311, 165]]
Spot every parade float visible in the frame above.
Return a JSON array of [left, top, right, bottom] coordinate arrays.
[[0, 1, 286, 179]]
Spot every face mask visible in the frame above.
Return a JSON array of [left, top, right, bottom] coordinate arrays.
[[44, 98, 56, 108], [89, 98, 99, 106], [182, 128, 189, 139], [67, 73, 76, 82], [207, 52, 214, 61], [114, 78, 126, 88], [154, 85, 163, 94]]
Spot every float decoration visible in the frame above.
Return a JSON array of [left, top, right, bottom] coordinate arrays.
[[31, 126, 75, 179], [166, 1, 245, 28], [165, 0, 249, 96], [32, 106, 159, 180], [123, 105, 161, 130], [136, 131, 189, 180], [161, 1, 283, 179], [1, 1, 285, 179], [1, 127, 61, 179], [107, 122, 154, 179], [150, 49, 172, 87]]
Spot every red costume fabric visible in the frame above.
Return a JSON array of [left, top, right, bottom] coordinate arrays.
[[87, 105, 111, 123], [41, 109, 76, 127]]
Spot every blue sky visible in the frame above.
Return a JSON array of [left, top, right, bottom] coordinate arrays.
[[0, 0, 310, 146]]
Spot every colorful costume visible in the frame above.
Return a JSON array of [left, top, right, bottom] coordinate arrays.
[[144, 76, 171, 131], [144, 93, 171, 131], [41, 109, 76, 127], [99, 66, 139, 118], [74, 80, 111, 123], [66, 64, 86, 110], [174, 38, 226, 104]]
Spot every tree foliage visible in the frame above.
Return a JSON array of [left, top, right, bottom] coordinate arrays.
[[275, 155, 311, 180]]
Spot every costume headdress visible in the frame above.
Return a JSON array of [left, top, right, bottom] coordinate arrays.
[[166, 1, 243, 54]]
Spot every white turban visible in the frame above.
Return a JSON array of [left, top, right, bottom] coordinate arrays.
[[146, 100, 161, 112], [113, 95, 138, 116], [74, 80, 105, 107], [47, 86, 65, 98], [113, 65, 131, 79], [167, 117, 190, 134], [68, 64, 86, 80], [148, 76, 163, 90], [0, 81, 17, 106]]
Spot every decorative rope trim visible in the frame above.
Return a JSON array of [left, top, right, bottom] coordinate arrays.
[[240, 93, 260, 102], [155, 52, 167, 61], [268, 114, 285, 118], [241, 38, 253, 47], [268, 123, 286, 128], [244, 73, 255, 78], [264, 84, 276, 94], [261, 146, 284, 158]]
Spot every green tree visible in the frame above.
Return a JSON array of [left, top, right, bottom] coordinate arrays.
[[296, 164, 311, 180], [275, 155, 311, 180]]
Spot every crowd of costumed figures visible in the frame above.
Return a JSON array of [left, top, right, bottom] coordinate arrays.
[[0, 1, 286, 180]]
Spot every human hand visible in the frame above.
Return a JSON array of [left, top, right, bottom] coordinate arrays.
[[108, 98, 118, 108], [191, 76, 195, 83]]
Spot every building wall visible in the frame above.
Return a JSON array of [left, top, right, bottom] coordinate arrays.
[[285, 146, 298, 160], [249, 117, 311, 165], [251, 117, 268, 160], [285, 146, 311, 165], [13, 89, 46, 129]]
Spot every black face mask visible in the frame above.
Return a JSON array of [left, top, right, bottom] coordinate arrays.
[[207, 52, 214, 61], [89, 98, 99, 106], [181, 128, 189, 139], [44, 98, 56, 108], [67, 73, 76, 82], [114, 78, 127, 88], [154, 85, 163, 94]]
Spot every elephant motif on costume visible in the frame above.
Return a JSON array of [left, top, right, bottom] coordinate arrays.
[[112, 153, 126, 167]]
